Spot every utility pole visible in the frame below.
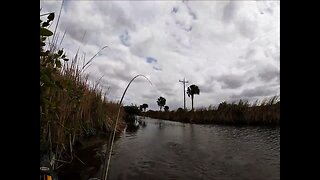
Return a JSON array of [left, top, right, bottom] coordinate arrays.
[[179, 78, 189, 110]]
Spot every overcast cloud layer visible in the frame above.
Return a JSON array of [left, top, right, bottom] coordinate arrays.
[[41, 0, 280, 110]]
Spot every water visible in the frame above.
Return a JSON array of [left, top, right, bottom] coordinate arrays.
[[59, 116, 280, 180], [107, 116, 280, 180]]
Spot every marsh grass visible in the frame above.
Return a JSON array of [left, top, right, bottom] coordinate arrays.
[[40, 8, 125, 169], [143, 96, 280, 126], [40, 51, 126, 168]]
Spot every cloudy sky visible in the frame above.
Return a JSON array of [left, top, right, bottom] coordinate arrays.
[[41, 0, 280, 110]]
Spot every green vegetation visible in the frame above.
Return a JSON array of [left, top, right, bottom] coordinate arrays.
[[143, 96, 280, 126], [40, 11, 125, 168]]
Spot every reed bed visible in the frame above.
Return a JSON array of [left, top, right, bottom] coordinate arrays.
[[142, 96, 280, 126], [40, 11, 125, 169]]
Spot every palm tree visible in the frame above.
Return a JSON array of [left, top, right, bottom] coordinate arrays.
[[157, 97, 166, 111], [187, 84, 200, 110]]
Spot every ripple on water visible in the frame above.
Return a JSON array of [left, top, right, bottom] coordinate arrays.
[[105, 118, 280, 180]]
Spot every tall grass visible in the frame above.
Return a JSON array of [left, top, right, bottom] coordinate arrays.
[[143, 96, 280, 126], [40, 51, 126, 168], [40, 10, 125, 169]]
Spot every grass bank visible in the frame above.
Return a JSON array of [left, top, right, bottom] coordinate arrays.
[[142, 97, 280, 126], [40, 11, 125, 170]]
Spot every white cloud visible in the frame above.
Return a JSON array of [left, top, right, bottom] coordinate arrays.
[[41, 0, 280, 110]]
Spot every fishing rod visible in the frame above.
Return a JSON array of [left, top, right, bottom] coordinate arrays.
[[102, 74, 152, 180]]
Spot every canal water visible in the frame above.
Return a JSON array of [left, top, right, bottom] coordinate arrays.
[[59, 116, 280, 180], [108, 116, 280, 180]]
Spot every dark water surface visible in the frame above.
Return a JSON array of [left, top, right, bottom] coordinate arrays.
[[107, 116, 279, 180], [59, 116, 280, 180]]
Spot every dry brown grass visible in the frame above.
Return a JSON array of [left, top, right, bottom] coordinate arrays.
[[40, 50, 126, 169]]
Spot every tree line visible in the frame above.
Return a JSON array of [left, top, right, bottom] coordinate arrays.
[[154, 84, 200, 111], [143, 96, 280, 126]]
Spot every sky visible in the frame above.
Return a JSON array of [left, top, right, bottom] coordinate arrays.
[[40, 0, 280, 111]]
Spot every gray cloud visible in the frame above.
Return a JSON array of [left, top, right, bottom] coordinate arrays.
[[238, 19, 258, 39], [217, 74, 246, 89], [142, 93, 156, 100], [231, 85, 278, 100], [258, 65, 279, 82], [199, 84, 214, 94], [119, 30, 131, 47], [94, 2, 136, 32], [185, 5, 197, 20], [41, 1, 280, 110], [223, 1, 238, 24]]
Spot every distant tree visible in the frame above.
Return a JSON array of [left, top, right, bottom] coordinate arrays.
[[164, 106, 169, 112], [123, 105, 140, 122], [177, 107, 184, 112], [187, 84, 200, 110], [142, 103, 148, 112], [139, 104, 143, 111], [124, 105, 140, 115], [157, 97, 166, 111]]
